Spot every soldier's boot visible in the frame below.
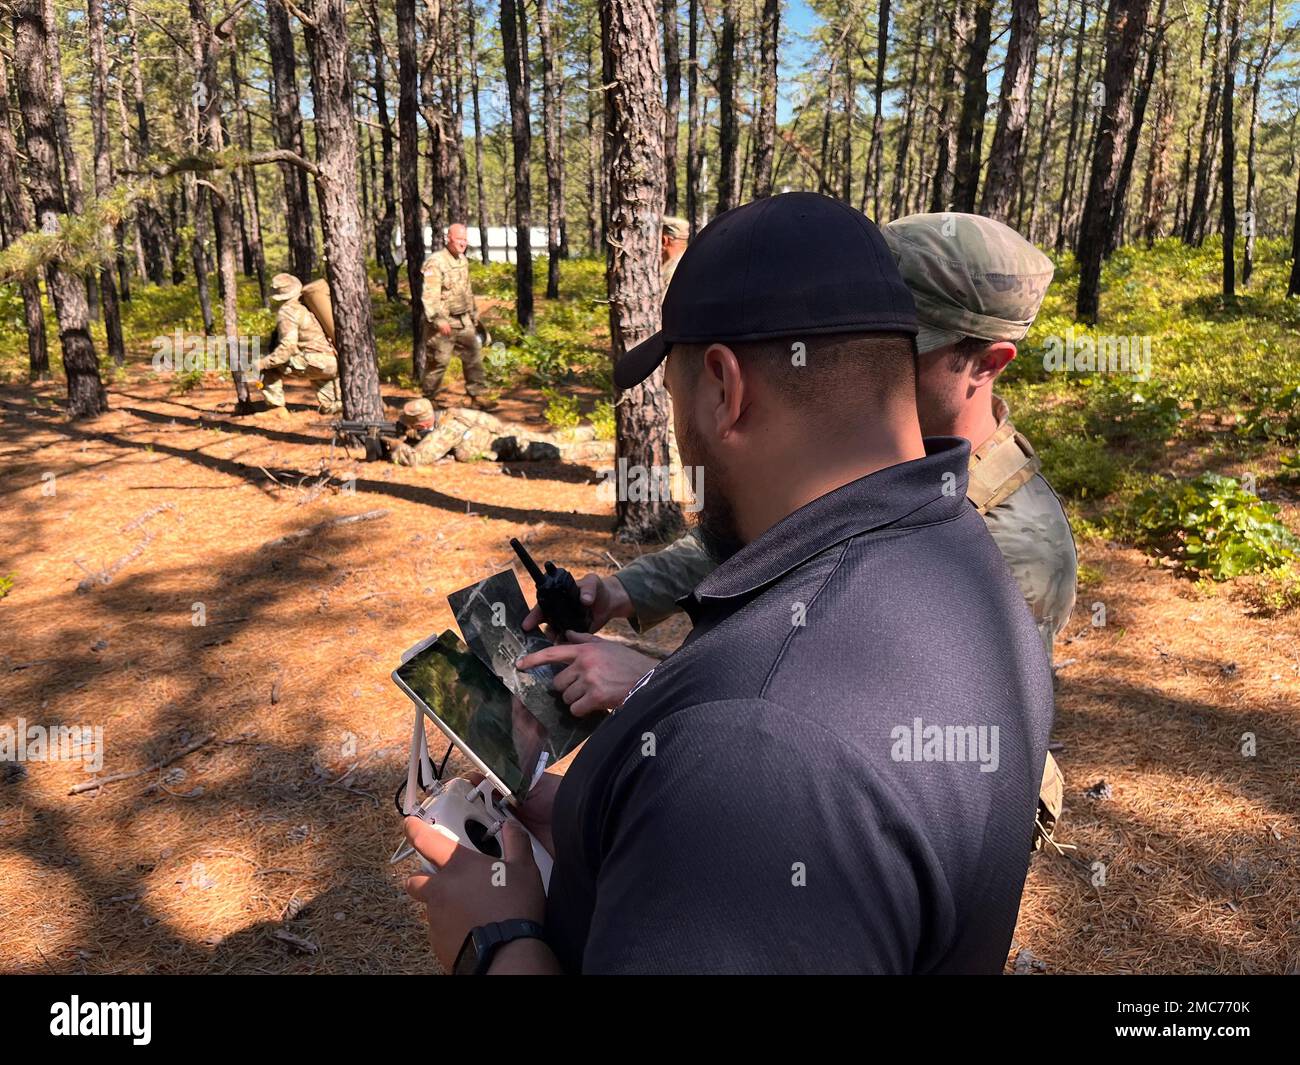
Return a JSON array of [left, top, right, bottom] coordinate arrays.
[[470, 394, 499, 412], [315, 375, 342, 415]]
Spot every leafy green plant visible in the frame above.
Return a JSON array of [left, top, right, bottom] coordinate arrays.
[[0, 574, 13, 599], [1279, 452, 1300, 484], [172, 368, 206, 394], [1123, 473, 1298, 580], [590, 399, 616, 441], [1237, 383, 1300, 443], [541, 387, 581, 432]]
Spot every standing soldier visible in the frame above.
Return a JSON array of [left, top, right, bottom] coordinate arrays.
[[421, 223, 497, 410], [660, 216, 689, 298], [256, 273, 341, 418]]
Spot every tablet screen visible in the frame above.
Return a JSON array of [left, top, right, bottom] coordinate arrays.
[[394, 631, 547, 799]]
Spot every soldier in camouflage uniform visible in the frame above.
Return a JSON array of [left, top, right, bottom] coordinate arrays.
[[257, 273, 341, 417], [421, 223, 496, 411], [385, 397, 613, 467], [524, 212, 1076, 848], [661, 216, 690, 298]]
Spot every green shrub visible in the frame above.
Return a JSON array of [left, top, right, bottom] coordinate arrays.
[[541, 387, 581, 431], [1238, 383, 1300, 443], [1122, 473, 1298, 580], [0, 574, 13, 599], [590, 399, 616, 441]]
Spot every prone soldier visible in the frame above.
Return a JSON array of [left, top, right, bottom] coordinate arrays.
[[421, 223, 497, 411], [257, 273, 341, 418], [384, 398, 612, 468]]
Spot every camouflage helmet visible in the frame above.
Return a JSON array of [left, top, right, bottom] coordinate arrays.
[[881, 213, 1054, 355], [270, 273, 302, 302], [400, 397, 437, 428]]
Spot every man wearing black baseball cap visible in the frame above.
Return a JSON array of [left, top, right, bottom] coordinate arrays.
[[404, 193, 1054, 974]]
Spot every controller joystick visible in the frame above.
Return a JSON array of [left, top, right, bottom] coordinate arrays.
[[393, 776, 553, 889]]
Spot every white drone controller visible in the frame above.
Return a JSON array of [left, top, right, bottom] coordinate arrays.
[[390, 705, 553, 891], [393, 775, 554, 888]]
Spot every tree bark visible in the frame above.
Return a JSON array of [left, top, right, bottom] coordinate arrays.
[[1054, 0, 1090, 252], [1139, 20, 1173, 243], [190, 0, 251, 410], [981, 0, 1039, 222], [0, 49, 50, 380], [13, 0, 105, 416], [87, 0, 125, 365], [397, 0, 427, 373], [124, 0, 169, 284], [229, 48, 268, 306], [863, 0, 889, 217], [302, 0, 385, 420], [501, 0, 535, 329], [716, 0, 739, 214], [952, 0, 993, 212], [1183, 0, 1226, 245], [539, 0, 565, 298], [1243, 0, 1277, 285], [663, 0, 682, 212], [686, 0, 702, 231], [1220, 0, 1242, 297], [1107, 0, 1165, 254], [469, 2, 491, 263], [268, 0, 316, 280], [600, 0, 681, 542], [366, 0, 400, 300], [1075, 0, 1151, 324]]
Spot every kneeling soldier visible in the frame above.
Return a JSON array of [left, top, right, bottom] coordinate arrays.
[[258, 273, 341, 417]]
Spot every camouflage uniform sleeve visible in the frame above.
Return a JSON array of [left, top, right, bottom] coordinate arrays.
[[421, 257, 445, 323], [615, 530, 717, 632], [265, 304, 299, 367]]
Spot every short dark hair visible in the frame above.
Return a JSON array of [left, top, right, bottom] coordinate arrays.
[[946, 335, 992, 371], [679, 332, 917, 409]]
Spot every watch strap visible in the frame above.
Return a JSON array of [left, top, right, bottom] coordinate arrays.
[[457, 918, 546, 976]]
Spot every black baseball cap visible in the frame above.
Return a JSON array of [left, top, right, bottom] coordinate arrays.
[[614, 192, 918, 389]]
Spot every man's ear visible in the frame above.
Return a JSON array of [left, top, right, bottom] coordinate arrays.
[[701, 343, 745, 440], [972, 341, 1016, 385]]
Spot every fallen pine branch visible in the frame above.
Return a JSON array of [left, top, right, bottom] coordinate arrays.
[[259, 508, 390, 549], [69, 732, 216, 795]]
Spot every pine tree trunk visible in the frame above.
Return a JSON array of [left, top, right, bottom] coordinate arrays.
[[469, 3, 491, 263], [1220, 0, 1242, 297], [930, 2, 968, 212], [302, 0, 385, 420], [367, 1, 400, 300], [1139, 26, 1173, 243], [1054, 0, 1089, 252], [124, 0, 169, 284], [1027, 0, 1065, 243], [88, 0, 125, 365], [600, 0, 681, 543], [397, 0, 427, 373], [1243, 0, 1276, 285], [1184, 0, 1226, 245], [752, 0, 779, 199], [663, 0, 682, 212], [501, 0, 535, 329], [716, 0, 739, 214], [268, 0, 316, 280], [1107, 0, 1165, 255], [981, 0, 1039, 222], [952, 0, 993, 212], [890, 4, 924, 219], [686, 0, 702, 231], [13, 0, 106, 416], [1075, 0, 1151, 324], [190, 0, 251, 409], [539, 0, 565, 298], [229, 49, 268, 306], [0, 49, 50, 380], [863, 0, 889, 217]]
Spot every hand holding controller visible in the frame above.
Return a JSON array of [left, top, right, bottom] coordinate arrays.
[[395, 776, 554, 890]]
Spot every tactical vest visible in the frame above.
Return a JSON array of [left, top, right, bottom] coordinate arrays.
[[435, 251, 474, 317], [966, 410, 1063, 853], [965, 417, 1041, 515]]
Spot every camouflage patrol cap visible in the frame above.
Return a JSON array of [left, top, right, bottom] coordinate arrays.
[[400, 397, 436, 426], [661, 216, 689, 239], [270, 272, 302, 302], [881, 213, 1054, 355]]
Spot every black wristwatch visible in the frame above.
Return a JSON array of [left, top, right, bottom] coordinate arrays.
[[453, 919, 546, 976]]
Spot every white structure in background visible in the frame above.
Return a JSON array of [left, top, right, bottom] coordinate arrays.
[[421, 224, 547, 263]]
